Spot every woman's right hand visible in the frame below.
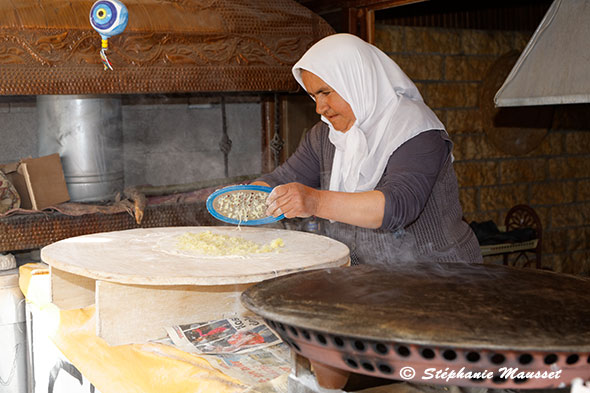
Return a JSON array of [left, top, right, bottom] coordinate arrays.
[[254, 181, 385, 229], [266, 182, 319, 219]]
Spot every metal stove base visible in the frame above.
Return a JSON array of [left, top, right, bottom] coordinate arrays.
[[288, 353, 430, 393], [287, 353, 571, 393]]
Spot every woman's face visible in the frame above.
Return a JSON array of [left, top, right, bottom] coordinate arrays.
[[300, 70, 356, 133]]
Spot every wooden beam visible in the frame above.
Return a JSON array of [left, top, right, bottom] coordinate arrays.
[[358, 7, 376, 43], [296, 0, 427, 14], [352, 0, 427, 11], [346, 7, 358, 35], [298, 0, 426, 42]]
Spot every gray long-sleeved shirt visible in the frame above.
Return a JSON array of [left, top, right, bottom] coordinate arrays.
[[258, 126, 450, 231]]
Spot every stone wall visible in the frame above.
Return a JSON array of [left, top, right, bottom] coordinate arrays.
[[375, 24, 590, 274]]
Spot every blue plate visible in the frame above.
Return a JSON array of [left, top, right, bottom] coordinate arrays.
[[206, 185, 285, 226]]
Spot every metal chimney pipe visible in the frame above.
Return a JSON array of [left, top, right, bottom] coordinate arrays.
[[37, 95, 124, 202]]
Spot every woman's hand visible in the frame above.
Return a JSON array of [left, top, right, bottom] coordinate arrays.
[[266, 183, 319, 218], [265, 182, 385, 229]]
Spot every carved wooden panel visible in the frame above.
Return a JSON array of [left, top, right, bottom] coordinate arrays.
[[0, 0, 334, 94]]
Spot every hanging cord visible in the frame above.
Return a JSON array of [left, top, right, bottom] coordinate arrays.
[[100, 38, 113, 71], [270, 94, 284, 168], [219, 97, 232, 178], [0, 343, 21, 386]]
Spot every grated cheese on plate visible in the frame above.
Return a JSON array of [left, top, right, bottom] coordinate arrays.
[[214, 191, 268, 222], [177, 231, 284, 256]]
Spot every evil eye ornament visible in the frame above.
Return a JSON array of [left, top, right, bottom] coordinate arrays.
[[89, 0, 128, 70]]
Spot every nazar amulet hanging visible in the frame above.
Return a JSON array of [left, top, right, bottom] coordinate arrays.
[[89, 0, 129, 71]]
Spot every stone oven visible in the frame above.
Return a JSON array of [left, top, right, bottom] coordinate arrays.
[[0, 0, 333, 251]]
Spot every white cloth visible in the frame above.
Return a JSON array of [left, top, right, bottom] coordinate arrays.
[[292, 33, 445, 192]]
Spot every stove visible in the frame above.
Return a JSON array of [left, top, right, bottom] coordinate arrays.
[[241, 263, 590, 390]]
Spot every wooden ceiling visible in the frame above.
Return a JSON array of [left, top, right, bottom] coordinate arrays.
[[294, 0, 426, 42], [296, 0, 425, 13], [295, 0, 552, 42]]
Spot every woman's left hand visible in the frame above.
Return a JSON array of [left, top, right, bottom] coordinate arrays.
[[266, 182, 319, 218]]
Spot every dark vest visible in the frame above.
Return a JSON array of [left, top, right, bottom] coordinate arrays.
[[313, 123, 483, 266]]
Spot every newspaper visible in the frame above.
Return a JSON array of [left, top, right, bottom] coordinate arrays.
[[166, 315, 281, 355], [202, 344, 291, 387], [166, 316, 291, 387]]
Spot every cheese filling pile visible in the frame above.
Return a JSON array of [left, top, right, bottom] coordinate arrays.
[[215, 191, 268, 222], [177, 231, 284, 256]]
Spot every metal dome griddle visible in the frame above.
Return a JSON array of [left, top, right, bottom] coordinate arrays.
[[241, 263, 590, 389]]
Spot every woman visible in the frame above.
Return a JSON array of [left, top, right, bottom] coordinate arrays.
[[253, 33, 482, 265]]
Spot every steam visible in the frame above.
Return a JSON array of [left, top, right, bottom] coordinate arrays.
[[323, 223, 506, 279]]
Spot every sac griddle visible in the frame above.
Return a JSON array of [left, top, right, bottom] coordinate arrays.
[[241, 263, 590, 390]]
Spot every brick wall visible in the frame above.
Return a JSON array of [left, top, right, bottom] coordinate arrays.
[[375, 24, 590, 275]]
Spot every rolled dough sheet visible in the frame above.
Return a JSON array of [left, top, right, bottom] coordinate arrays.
[[41, 226, 350, 286]]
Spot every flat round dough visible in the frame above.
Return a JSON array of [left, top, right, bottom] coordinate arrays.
[[41, 226, 350, 286]]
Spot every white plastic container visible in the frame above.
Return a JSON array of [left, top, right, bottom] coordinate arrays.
[[0, 268, 27, 393]]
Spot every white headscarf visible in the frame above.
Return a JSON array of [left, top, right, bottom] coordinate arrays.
[[292, 33, 445, 193]]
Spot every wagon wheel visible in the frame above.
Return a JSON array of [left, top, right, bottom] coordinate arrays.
[[503, 204, 542, 268]]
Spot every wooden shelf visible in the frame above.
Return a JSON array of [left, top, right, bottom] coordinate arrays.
[[480, 239, 538, 257]]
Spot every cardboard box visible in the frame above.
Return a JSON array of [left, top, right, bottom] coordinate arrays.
[[0, 154, 70, 210]]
